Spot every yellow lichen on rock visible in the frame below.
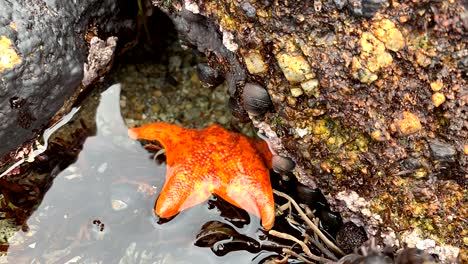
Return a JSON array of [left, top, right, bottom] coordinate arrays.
[[300, 79, 319, 97], [394, 111, 422, 136], [9, 22, 17, 31], [351, 32, 393, 84], [430, 80, 444, 91], [371, 19, 406, 52], [432, 92, 446, 107], [360, 32, 393, 72], [370, 130, 387, 142], [0, 35, 21, 72], [276, 51, 312, 83], [242, 50, 267, 75]]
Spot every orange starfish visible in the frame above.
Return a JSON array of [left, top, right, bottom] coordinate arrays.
[[128, 122, 275, 229]]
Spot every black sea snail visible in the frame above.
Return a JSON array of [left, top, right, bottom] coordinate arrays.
[[196, 63, 224, 88], [241, 82, 273, 116]]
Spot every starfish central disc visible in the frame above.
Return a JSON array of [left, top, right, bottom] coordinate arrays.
[[128, 122, 275, 229]]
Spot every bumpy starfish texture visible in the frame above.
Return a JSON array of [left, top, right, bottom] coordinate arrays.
[[128, 122, 275, 229]]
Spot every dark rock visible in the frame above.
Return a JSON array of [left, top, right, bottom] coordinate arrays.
[[336, 222, 368, 254], [295, 185, 329, 208], [241, 2, 256, 19], [151, 0, 467, 254], [194, 221, 261, 256], [361, 254, 393, 264], [334, 0, 348, 10], [0, 0, 134, 158], [429, 140, 456, 162], [348, 0, 389, 18], [166, 8, 246, 96], [395, 248, 437, 264]]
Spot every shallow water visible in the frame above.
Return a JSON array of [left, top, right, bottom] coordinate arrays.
[[1, 84, 273, 263]]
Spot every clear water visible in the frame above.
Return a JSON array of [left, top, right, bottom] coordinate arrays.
[[2, 84, 271, 263]]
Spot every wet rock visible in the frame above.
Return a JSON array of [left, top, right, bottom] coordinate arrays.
[[194, 221, 261, 256], [371, 19, 405, 52], [290, 87, 304, 97], [429, 140, 456, 163], [336, 222, 368, 254], [0, 0, 131, 158], [430, 80, 444, 92], [334, 0, 347, 10], [348, 0, 389, 18], [242, 50, 267, 75], [351, 32, 392, 84], [393, 111, 422, 136], [152, 0, 467, 258], [240, 2, 256, 19], [275, 52, 313, 83], [432, 92, 446, 107], [318, 209, 344, 238], [300, 79, 319, 98], [395, 248, 437, 264]]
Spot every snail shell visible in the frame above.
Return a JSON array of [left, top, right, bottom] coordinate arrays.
[[241, 83, 272, 116], [272, 155, 295, 174], [196, 63, 224, 88]]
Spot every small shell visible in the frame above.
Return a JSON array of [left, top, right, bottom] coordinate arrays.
[[272, 155, 295, 174], [196, 63, 224, 88], [241, 83, 272, 116]]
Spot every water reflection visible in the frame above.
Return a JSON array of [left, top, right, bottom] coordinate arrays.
[[4, 84, 264, 263]]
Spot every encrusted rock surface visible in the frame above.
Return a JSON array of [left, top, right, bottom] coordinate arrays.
[[151, 0, 467, 262], [0, 0, 135, 158]]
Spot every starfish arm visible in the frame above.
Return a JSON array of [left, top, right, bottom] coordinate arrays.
[[250, 139, 273, 169], [220, 163, 275, 229], [155, 166, 212, 218], [254, 181, 275, 230], [128, 122, 191, 151]]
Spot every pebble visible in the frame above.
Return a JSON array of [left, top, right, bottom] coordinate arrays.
[[243, 50, 267, 75], [276, 52, 312, 83], [394, 111, 422, 136], [432, 92, 446, 107], [429, 140, 456, 162], [430, 80, 444, 91], [290, 87, 303, 97]]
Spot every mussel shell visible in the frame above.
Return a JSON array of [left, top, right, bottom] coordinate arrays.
[[272, 155, 295, 174], [196, 63, 224, 88], [241, 83, 272, 116]]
